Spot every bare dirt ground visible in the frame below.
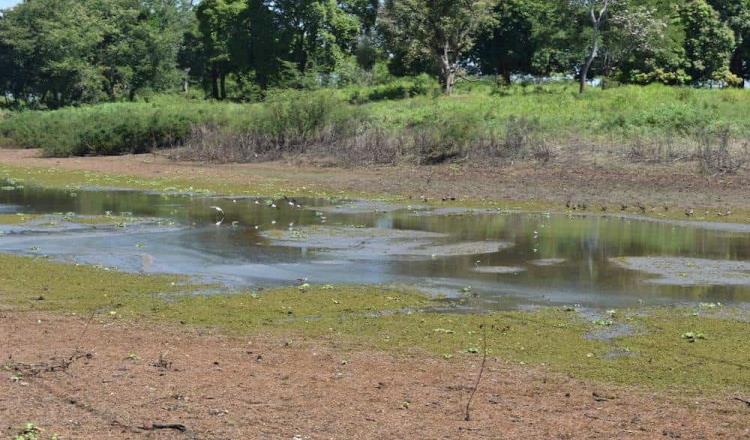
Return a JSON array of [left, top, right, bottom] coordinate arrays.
[[1, 311, 749, 439], [2, 148, 749, 210]]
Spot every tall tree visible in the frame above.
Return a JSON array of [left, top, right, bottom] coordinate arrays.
[[706, 0, 750, 81], [274, 0, 360, 74], [341, 0, 379, 35], [380, 0, 495, 94], [195, 0, 246, 99], [679, 0, 738, 85], [603, 5, 669, 80], [474, 0, 539, 83], [0, 0, 187, 107]]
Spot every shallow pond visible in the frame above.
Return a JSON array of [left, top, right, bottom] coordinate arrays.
[[1, 180, 750, 310]]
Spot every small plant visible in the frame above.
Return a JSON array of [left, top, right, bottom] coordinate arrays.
[[152, 352, 173, 370], [14, 423, 41, 440]]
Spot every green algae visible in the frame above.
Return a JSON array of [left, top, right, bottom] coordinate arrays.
[[1, 253, 748, 393]]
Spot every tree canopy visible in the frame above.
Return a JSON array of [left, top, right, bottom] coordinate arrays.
[[0, 0, 747, 106]]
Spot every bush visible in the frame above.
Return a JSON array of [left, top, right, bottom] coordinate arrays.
[[0, 98, 237, 157], [247, 90, 360, 154], [178, 91, 366, 162], [632, 103, 706, 135], [349, 75, 440, 104], [476, 116, 552, 162], [410, 112, 480, 164]]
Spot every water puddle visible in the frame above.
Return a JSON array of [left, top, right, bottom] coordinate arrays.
[[2, 179, 750, 310]]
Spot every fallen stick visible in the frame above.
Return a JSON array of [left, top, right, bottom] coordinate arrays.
[[140, 422, 188, 432], [733, 397, 750, 407]]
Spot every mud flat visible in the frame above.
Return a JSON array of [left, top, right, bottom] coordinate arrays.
[[472, 266, 526, 274], [611, 257, 750, 286], [528, 258, 566, 267], [262, 225, 512, 259]]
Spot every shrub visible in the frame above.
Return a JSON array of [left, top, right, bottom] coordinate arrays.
[[336, 124, 402, 166], [0, 98, 236, 157], [410, 112, 480, 164], [477, 116, 551, 162], [697, 127, 748, 175], [632, 103, 706, 135], [349, 74, 440, 104], [246, 90, 361, 154]]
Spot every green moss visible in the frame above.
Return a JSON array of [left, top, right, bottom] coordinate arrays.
[[0, 212, 145, 227], [1, 253, 748, 393], [0, 213, 38, 224], [609, 310, 750, 391]]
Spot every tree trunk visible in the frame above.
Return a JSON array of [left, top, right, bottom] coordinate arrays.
[[579, 2, 608, 94], [579, 44, 597, 94], [579, 24, 601, 93], [210, 66, 220, 100], [440, 42, 455, 95], [220, 73, 226, 100], [730, 48, 744, 87], [500, 69, 512, 86], [445, 70, 456, 95]]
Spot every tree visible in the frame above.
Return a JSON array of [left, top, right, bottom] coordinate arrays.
[[473, 0, 538, 83], [274, 0, 360, 75], [0, 0, 187, 107], [707, 0, 750, 81], [603, 5, 669, 81], [195, 0, 246, 99], [573, 0, 614, 93], [341, 0, 379, 35], [679, 0, 738, 85], [380, 0, 495, 94]]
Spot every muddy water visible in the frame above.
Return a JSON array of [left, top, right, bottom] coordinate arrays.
[[1, 180, 750, 310]]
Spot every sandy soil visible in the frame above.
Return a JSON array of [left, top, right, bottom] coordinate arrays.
[[2, 311, 749, 439], [2, 148, 749, 210]]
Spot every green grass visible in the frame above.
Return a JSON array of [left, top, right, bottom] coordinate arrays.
[[1, 253, 748, 393], [0, 95, 251, 156], [2, 82, 749, 158]]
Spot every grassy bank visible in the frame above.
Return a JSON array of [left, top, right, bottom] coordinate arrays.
[[1, 253, 748, 392], [1, 83, 749, 172]]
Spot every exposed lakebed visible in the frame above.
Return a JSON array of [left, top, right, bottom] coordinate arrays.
[[1, 179, 749, 310]]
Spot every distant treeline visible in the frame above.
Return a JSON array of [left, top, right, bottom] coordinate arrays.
[[0, 0, 748, 107]]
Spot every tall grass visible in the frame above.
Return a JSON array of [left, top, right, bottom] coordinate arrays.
[[1, 81, 749, 167]]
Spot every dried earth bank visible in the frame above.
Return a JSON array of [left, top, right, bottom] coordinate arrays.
[[2, 311, 749, 439]]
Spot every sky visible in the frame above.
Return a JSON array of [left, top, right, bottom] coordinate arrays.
[[0, 0, 19, 9]]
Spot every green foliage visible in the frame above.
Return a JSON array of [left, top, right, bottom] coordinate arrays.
[[250, 90, 349, 151], [379, 0, 495, 93], [348, 74, 440, 103], [0, 0, 188, 108], [679, 0, 739, 85], [3, 82, 750, 160], [410, 110, 482, 163], [0, 96, 242, 156]]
